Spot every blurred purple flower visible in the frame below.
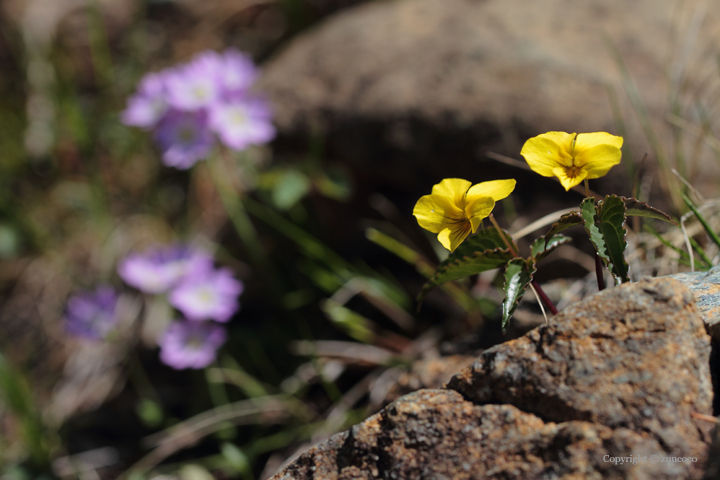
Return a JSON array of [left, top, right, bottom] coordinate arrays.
[[121, 48, 274, 169], [169, 267, 243, 322], [118, 245, 213, 294], [209, 98, 275, 151], [65, 286, 119, 340], [217, 49, 258, 98], [153, 110, 215, 169], [120, 72, 169, 129], [159, 320, 227, 369], [166, 52, 223, 111]]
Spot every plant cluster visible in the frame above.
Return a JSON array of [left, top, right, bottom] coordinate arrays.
[[122, 49, 275, 169], [2, 10, 719, 477], [413, 132, 675, 332]]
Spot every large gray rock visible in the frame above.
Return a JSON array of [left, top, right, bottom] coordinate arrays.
[[271, 277, 714, 479], [668, 267, 720, 340]]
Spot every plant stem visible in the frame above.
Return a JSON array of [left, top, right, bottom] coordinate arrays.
[[531, 280, 558, 315], [595, 253, 606, 291], [488, 214, 557, 315], [488, 213, 517, 256], [586, 179, 606, 291]]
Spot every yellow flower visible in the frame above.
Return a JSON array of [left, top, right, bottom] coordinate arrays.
[[413, 178, 516, 252], [520, 132, 623, 191]]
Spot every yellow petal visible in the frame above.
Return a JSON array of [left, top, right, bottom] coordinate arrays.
[[465, 196, 495, 233], [520, 132, 576, 176], [431, 178, 472, 208], [466, 179, 516, 202], [413, 194, 463, 233], [552, 166, 587, 191], [575, 144, 622, 179], [436, 222, 472, 252], [573, 132, 623, 154]]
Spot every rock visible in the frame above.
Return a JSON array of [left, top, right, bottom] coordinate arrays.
[[272, 431, 349, 480], [448, 278, 712, 465], [271, 277, 714, 479], [382, 354, 476, 405], [274, 390, 704, 479], [260, 0, 720, 193], [667, 266, 720, 341]]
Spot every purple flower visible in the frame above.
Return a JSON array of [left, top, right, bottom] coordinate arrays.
[[165, 52, 223, 111], [209, 98, 276, 151], [118, 245, 213, 294], [169, 268, 243, 322], [65, 286, 119, 340], [121, 72, 169, 129], [153, 110, 215, 169], [122, 48, 275, 170], [217, 49, 258, 98], [159, 320, 227, 369]]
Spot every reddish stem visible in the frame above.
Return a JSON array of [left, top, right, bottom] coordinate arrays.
[[595, 253, 606, 291], [531, 280, 558, 315]]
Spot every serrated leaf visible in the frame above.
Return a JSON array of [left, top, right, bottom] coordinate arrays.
[[417, 229, 518, 305], [501, 258, 536, 334], [531, 234, 571, 262], [451, 227, 518, 258], [544, 212, 583, 244], [581, 196, 609, 263], [417, 248, 514, 304], [621, 197, 676, 225], [597, 195, 629, 283]]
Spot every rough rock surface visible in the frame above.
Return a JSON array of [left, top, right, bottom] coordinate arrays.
[[382, 354, 475, 406], [448, 277, 712, 450], [669, 267, 720, 340], [271, 278, 714, 479], [260, 0, 720, 190]]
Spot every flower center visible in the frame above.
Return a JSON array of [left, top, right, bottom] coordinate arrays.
[[186, 334, 205, 350], [565, 165, 582, 179], [178, 126, 196, 143], [231, 110, 247, 125], [193, 86, 209, 100], [197, 288, 216, 306]]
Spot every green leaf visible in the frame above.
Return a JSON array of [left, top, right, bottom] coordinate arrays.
[[621, 197, 676, 225], [136, 398, 163, 428], [531, 234, 571, 262], [643, 223, 691, 261], [272, 170, 311, 210], [501, 258, 536, 334], [597, 195, 630, 283], [452, 227, 518, 257], [581, 196, 609, 263], [417, 229, 516, 304], [321, 299, 374, 343], [417, 249, 514, 304], [681, 192, 720, 250], [316, 168, 352, 201], [544, 212, 583, 244], [221, 442, 252, 475], [689, 237, 713, 269]]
